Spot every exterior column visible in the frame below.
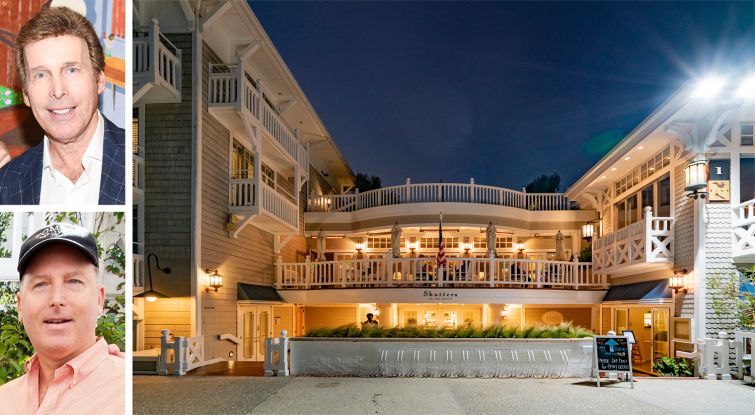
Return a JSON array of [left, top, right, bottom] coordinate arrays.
[[377, 304, 392, 327]]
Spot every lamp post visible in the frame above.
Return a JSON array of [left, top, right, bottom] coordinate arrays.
[[134, 253, 171, 302]]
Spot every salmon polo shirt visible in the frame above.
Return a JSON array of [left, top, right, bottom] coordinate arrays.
[[0, 338, 125, 415]]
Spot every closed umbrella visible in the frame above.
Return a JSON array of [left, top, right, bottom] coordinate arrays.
[[316, 229, 326, 262], [555, 230, 565, 261], [486, 222, 497, 257], [391, 222, 402, 258]]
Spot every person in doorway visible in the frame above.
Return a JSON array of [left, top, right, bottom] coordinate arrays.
[[363, 313, 379, 327], [0, 223, 125, 414]]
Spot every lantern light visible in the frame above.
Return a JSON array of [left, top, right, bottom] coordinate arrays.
[[684, 159, 708, 199], [206, 269, 223, 292]]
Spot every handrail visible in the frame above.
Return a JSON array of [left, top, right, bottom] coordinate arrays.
[[733, 197, 755, 257], [308, 182, 575, 212], [208, 64, 308, 172], [133, 19, 181, 95], [229, 178, 299, 229], [276, 255, 601, 290]]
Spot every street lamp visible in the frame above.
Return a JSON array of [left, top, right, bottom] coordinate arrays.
[[134, 253, 171, 302]]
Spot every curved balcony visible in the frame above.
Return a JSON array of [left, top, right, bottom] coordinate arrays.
[[309, 181, 575, 213], [277, 256, 601, 290], [592, 207, 674, 276]]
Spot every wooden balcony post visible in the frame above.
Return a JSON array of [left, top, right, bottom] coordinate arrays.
[[405, 178, 411, 203], [304, 255, 311, 289], [276, 255, 283, 289], [572, 257, 579, 290], [644, 206, 653, 261], [536, 261, 543, 288], [489, 252, 495, 288], [470, 178, 475, 203], [386, 250, 393, 287]]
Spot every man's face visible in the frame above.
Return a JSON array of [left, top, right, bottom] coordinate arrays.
[[17, 243, 103, 365], [22, 35, 104, 145]]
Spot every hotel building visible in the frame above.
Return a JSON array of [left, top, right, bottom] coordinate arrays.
[[132, 0, 754, 374]]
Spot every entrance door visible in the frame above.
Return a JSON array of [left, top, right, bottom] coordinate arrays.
[[615, 308, 629, 333], [238, 304, 272, 361]]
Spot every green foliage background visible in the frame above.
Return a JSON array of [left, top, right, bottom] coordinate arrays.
[[0, 212, 125, 385]]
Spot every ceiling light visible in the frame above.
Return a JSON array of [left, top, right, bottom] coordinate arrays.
[[624, 157, 630, 160], [600, 176, 607, 179], [637, 146, 644, 150], [611, 167, 617, 171]]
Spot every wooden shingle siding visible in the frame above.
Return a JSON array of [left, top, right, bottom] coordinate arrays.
[[144, 33, 193, 297], [673, 163, 695, 318]]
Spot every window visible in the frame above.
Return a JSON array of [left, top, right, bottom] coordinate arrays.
[[615, 174, 671, 229], [420, 237, 458, 249], [261, 163, 275, 187], [367, 237, 405, 249], [615, 146, 671, 196], [232, 141, 254, 179], [657, 176, 671, 217], [742, 125, 754, 146], [473, 238, 487, 249], [132, 108, 140, 155], [495, 237, 513, 249], [742, 157, 755, 202]]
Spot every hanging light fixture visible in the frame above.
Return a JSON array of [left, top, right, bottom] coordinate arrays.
[[134, 253, 171, 302], [684, 159, 708, 199]]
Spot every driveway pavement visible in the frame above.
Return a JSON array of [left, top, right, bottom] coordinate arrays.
[[133, 376, 755, 415]]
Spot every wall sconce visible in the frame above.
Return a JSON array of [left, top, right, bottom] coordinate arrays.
[[684, 159, 708, 199], [206, 269, 223, 292], [354, 242, 364, 254], [500, 305, 508, 319], [669, 269, 689, 294], [581, 223, 594, 241], [515, 243, 525, 253], [406, 240, 418, 255], [462, 241, 473, 255], [643, 311, 652, 328]]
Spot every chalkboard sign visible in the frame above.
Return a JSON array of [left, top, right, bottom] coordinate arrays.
[[593, 335, 633, 388]]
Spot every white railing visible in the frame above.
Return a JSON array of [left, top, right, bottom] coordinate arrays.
[[208, 64, 308, 172], [133, 19, 181, 97], [592, 206, 673, 274], [308, 180, 575, 212], [276, 255, 601, 290], [733, 198, 755, 260], [133, 252, 144, 289], [157, 329, 204, 376], [230, 178, 299, 229], [133, 153, 144, 190]]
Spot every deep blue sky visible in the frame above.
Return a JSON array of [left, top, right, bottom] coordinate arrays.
[[251, 1, 754, 190]]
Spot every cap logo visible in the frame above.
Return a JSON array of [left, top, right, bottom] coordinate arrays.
[[30, 224, 65, 241]]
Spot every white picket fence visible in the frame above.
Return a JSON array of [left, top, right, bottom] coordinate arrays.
[[308, 179, 574, 212]]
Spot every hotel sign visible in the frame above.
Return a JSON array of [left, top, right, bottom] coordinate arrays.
[[422, 290, 459, 301]]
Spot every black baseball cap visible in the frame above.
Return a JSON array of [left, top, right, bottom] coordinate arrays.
[[17, 223, 99, 278]]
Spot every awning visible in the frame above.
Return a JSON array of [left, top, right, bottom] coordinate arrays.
[[237, 283, 283, 302], [602, 280, 671, 302]]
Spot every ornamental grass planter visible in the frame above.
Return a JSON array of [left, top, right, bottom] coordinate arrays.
[[288, 337, 593, 378]]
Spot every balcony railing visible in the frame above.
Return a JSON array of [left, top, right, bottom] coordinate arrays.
[[230, 177, 299, 230], [592, 207, 673, 275], [309, 181, 575, 212], [208, 64, 308, 172], [276, 256, 601, 290], [733, 197, 755, 261], [133, 19, 181, 103]]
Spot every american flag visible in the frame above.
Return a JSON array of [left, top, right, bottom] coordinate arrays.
[[436, 213, 447, 267]]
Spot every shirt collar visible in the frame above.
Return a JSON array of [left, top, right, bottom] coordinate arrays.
[[24, 337, 112, 387], [42, 111, 104, 180]]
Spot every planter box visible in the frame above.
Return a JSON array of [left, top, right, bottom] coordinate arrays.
[[289, 337, 593, 378]]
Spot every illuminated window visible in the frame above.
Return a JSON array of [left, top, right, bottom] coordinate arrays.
[[261, 163, 275, 187], [231, 140, 254, 180]]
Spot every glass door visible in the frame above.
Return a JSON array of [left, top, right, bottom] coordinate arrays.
[[615, 308, 628, 333], [652, 308, 669, 363], [237, 305, 273, 361]]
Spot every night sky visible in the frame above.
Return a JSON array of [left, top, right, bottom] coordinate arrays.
[[250, 1, 754, 191]]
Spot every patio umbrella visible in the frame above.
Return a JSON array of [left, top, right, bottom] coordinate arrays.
[[555, 230, 565, 261], [316, 229, 325, 262], [486, 222, 497, 257], [391, 222, 402, 258]]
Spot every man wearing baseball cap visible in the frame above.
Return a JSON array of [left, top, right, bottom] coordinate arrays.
[[0, 223, 124, 415]]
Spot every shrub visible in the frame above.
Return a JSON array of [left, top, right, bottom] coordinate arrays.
[[652, 356, 693, 377], [305, 322, 593, 339]]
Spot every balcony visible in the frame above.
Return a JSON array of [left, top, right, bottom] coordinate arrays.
[[733, 198, 755, 263], [277, 256, 602, 290], [133, 19, 181, 105], [208, 63, 308, 174], [228, 177, 299, 235], [592, 207, 673, 276], [309, 181, 576, 212]]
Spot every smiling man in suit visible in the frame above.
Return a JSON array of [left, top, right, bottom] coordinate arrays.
[[0, 6, 124, 205]]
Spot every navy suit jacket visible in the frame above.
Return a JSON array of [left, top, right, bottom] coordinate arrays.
[[0, 116, 125, 205]]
